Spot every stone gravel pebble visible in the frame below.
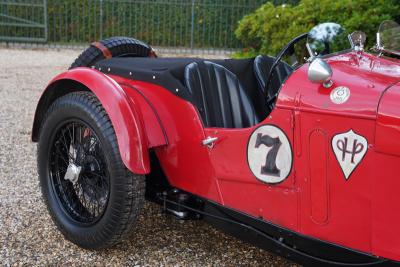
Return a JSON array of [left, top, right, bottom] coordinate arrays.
[[0, 48, 300, 267]]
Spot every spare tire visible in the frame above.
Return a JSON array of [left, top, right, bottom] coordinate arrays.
[[70, 36, 155, 69]]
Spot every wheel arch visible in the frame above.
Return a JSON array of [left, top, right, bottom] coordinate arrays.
[[32, 67, 161, 174]]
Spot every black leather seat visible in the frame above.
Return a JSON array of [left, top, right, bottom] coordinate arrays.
[[184, 61, 259, 128], [253, 55, 293, 101]]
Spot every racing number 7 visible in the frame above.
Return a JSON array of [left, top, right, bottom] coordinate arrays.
[[255, 133, 282, 177]]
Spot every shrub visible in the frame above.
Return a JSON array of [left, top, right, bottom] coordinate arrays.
[[235, 0, 400, 57]]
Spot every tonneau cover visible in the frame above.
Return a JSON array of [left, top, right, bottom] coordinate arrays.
[[94, 57, 257, 103]]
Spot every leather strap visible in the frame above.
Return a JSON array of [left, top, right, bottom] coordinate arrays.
[[91, 41, 112, 59], [149, 49, 158, 58]]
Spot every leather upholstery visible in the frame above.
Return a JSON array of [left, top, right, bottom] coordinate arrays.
[[253, 55, 293, 101], [184, 61, 259, 128]]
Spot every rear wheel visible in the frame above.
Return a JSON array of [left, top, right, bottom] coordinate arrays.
[[37, 92, 145, 249]]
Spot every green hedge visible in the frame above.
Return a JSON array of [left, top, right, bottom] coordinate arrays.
[[235, 0, 400, 57]]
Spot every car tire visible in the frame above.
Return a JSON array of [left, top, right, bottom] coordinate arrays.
[[37, 91, 145, 249], [70, 36, 153, 69]]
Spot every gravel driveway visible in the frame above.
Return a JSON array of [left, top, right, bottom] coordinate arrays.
[[0, 48, 298, 267]]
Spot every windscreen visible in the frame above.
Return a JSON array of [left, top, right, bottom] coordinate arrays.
[[307, 22, 349, 57], [378, 20, 400, 56]]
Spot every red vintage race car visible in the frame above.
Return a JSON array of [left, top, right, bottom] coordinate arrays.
[[32, 21, 400, 266]]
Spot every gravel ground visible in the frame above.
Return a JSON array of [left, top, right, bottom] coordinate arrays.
[[0, 48, 299, 267]]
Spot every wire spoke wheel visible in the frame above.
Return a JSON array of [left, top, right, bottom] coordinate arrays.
[[49, 120, 110, 224], [38, 92, 145, 249]]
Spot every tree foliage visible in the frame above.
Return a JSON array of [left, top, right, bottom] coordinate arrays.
[[235, 0, 400, 57], [44, 0, 265, 48]]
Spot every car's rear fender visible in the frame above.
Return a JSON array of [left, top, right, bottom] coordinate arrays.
[[32, 67, 167, 174]]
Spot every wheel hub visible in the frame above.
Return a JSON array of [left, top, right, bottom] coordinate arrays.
[[64, 163, 82, 184]]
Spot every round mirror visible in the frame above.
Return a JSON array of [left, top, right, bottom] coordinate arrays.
[[307, 22, 348, 56]]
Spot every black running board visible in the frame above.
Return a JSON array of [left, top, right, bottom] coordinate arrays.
[[160, 195, 398, 267]]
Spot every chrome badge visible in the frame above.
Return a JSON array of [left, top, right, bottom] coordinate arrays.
[[330, 86, 350, 104]]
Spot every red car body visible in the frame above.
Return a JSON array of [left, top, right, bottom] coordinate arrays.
[[32, 50, 400, 265]]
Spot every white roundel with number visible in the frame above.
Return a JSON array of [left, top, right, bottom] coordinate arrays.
[[247, 125, 293, 184]]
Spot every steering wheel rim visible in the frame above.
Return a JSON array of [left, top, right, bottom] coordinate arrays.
[[263, 33, 308, 106]]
